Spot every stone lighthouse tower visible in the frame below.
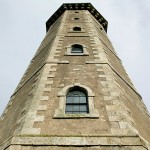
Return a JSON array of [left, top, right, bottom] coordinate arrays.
[[0, 3, 150, 150]]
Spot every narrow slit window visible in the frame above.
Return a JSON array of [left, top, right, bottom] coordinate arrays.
[[74, 18, 80, 20]]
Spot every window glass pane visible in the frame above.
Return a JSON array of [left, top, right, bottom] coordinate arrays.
[[80, 105, 87, 112], [80, 97, 86, 103], [72, 48, 82, 53], [71, 44, 83, 53], [73, 112, 80, 114], [66, 105, 72, 111], [66, 88, 88, 114], [79, 92, 86, 96], [73, 97, 80, 103], [66, 111, 72, 114], [73, 105, 80, 111], [79, 112, 87, 114], [67, 93, 72, 96], [72, 91, 80, 96], [68, 91, 80, 96], [66, 97, 73, 103]]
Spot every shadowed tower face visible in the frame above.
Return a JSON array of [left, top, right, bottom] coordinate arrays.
[[0, 3, 150, 150]]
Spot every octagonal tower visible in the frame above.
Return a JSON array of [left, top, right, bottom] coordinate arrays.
[[0, 3, 150, 150]]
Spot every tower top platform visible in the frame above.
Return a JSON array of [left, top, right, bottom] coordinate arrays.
[[46, 3, 108, 32]]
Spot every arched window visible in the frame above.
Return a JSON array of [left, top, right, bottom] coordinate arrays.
[[65, 88, 89, 114], [54, 83, 99, 118], [73, 27, 81, 31], [71, 44, 83, 53]]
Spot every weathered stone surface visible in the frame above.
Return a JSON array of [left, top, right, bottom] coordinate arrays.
[[0, 3, 150, 150]]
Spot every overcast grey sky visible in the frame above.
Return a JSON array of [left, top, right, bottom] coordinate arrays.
[[0, 0, 150, 115]]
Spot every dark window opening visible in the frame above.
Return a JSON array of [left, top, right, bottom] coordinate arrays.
[[74, 18, 80, 20], [73, 27, 81, 31], [65, 87, 89, 114], [75, 12, 79, 13], [71, 44, 83, 53]]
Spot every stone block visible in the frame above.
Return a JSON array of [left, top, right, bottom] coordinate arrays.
[[38, 105, 47, 111], [34, 116, 44, 122]]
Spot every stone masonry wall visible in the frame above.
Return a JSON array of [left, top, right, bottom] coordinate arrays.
[[1, 7, 150, 150]]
